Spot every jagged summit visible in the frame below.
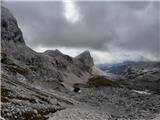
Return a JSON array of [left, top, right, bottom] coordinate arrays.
[[1, 6, 25, 45], [44, 49, 64, 57], [76, 50, 91, 58], [1, 6, 16, 22], [76, 50, 94, 70]]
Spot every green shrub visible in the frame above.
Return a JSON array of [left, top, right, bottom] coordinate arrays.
[[87, 75, 114, 87]]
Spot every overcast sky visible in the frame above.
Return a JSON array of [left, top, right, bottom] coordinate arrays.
[[3, 1, 160, 64]]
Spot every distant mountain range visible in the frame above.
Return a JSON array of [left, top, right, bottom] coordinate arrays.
[[97, 61, 160, 93]]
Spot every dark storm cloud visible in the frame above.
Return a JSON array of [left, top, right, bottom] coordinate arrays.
[[111, 2, 160, 56], [3, 1, 160, 60]]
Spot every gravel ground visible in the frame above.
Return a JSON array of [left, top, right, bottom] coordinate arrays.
[[48, 107, 110, 120], [47, 87, 160, 120]]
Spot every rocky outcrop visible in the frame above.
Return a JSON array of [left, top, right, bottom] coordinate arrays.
[[1, 6, 25, 45], [75, 50, 94, 73], [76, 50, 94, 68]]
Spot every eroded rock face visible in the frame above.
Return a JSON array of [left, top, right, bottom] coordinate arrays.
[[1, 7, 94, 90], [1, 7, 25, 47], [75, 50, 94, 73], [76, 50, 94, 68]]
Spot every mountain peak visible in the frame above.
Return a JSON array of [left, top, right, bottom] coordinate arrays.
[[76, 50, 92, 60], [44, 49, 64, 57], [1, 6, 16, 21], [77, 50, 90, 57], [1, 6, 25, 45], [76, 50, 94, 70]]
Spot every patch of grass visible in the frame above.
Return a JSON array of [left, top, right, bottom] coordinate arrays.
[[1, 97, 10, 103], [87, 75, 116, 87], [1, 87, 37, 103], [1, 88, 10, 97], [2, 111, 46, 120], [2, 107, 65, 120], [1, 88, 11, 103], [110, 114, 121, 119], [20, 111, 46, 120], [18, 107, 64, 120]]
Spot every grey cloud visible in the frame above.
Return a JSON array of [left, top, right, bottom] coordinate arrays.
[[3, 1, 160, 61], [113, 2, 160, 57], [123, 1, 151, 10]]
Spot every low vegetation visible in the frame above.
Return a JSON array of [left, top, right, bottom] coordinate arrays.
[[1, 88, 11, 103], [1, 87, 65, 120], [2, 107, 64, 120], [87, 75, 116, 87], [1, 87, 36, 103]]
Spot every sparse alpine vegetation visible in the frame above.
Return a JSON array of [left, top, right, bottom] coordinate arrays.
[[87, 75, 117, 87]]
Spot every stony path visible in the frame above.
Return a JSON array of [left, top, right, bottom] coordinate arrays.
[[48, 107, 110, 120], [151, 114, 160, 120]]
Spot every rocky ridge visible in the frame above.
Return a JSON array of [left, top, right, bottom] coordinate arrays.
[[1, 6, 94, 120], [1, 7, 94, 90]]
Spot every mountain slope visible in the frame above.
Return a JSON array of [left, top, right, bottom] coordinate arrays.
[[1, 6, 94, 120], [1, 6, 94, 91]]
